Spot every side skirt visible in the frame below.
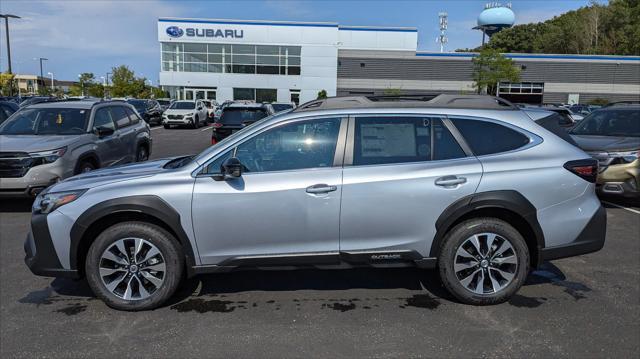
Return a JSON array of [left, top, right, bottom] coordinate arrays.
[[189, 250, 437, 277]]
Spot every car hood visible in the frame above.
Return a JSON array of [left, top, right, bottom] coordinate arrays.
[[0, 135, 82, 153], [570, 134, 640, 152], [164, 109, 195, 115], [46, 157, 178, 193]]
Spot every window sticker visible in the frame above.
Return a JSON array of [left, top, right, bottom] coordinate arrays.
[[361, 123, 416, 157]]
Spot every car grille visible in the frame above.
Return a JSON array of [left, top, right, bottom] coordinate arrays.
[[0, 152, 34, 178], [167, 114, 184, 119]]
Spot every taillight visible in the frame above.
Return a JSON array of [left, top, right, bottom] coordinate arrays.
[[212, 122, 223, 128], [211, 137, 217, 145], [564, 159, 598, 183]]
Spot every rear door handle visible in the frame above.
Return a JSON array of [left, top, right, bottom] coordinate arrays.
[[306, 184, 338, 194], [435, 176, 467, 187]]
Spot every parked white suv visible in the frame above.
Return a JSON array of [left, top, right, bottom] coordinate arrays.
[[162, 100, 207, 129]]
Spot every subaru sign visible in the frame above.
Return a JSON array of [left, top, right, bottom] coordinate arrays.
[[166, 26, 184, 38]]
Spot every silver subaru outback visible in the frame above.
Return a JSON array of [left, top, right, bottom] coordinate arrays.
[[0, 100, 152, 197], [24, 95, 605, 311]]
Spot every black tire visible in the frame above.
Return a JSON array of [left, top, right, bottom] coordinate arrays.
[[85, 222, 184, 311], [136, 145, 149, 162], [74, 159, 96, 175], [438, 218, 530, 305], [163, 124, 170, 129], [192, 116, 199, 129]]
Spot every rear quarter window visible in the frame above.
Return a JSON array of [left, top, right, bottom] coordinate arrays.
[[450, 118, 530, 156]]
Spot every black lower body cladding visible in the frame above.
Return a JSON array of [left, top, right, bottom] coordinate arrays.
[[24, 213, 79, 278]]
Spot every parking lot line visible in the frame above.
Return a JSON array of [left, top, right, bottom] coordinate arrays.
[[150, 126, 164, 131], [200, 126, 213, 132], [602, 201, 640, 215]]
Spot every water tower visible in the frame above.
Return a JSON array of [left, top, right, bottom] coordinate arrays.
[[473, 2, 515, 45]]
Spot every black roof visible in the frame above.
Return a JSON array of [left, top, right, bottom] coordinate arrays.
[[293, 94, 519, 112]]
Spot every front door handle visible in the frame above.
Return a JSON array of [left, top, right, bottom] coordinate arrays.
[[435, 176, 467, 187], [306, 184, 338, 194]]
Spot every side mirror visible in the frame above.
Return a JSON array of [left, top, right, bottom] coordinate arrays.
[[95, 126, 114, 137], [213, 157, 243, 181]]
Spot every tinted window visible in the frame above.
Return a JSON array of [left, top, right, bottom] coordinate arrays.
[[570, 109, 640, 137], [0, 108, 89, 135], [272, 104, 294, 112], [93, 108, 115, 131], [169, 101, 196, 110], [220, 108, 269, 125], [232, 118, 341, 173], [127, 100, 147, 113], [124, 107, 141, 124], [111, 106, 131, 128], [450, 118, 530, 156], [354, 116, 432, 166]]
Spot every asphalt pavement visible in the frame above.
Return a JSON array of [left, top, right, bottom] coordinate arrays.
[[1, 125, 638, 358]]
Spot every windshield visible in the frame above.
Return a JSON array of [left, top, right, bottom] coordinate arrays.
[[127, 100, 147, 113], [272, 104, 293, 112], [220, 108, 269, 124], [570, 109, 640, 137], [169, 101, 195, 110], [157, 100, 171, 106], [0, 107, 89, 135]]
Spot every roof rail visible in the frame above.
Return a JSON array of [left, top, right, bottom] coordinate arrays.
[[294, 94, 519, 112]]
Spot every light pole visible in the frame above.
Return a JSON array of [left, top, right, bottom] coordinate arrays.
[[34, 58, 48, 93], [47, 71, 54, 92], [78, 74, 84, 96], [0, 14, 21, 74]]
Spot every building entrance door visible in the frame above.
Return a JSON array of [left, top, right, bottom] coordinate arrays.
[[184, 88, 217, 101]]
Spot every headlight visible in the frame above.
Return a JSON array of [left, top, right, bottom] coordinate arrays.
[[30, 147, 67, 165], [609, 150, 639, 164], [33, 189, 86, 214]]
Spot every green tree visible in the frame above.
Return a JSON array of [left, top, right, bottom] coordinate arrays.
[[110, 65, 146, 98], [317, 90, 327, 100], [472, 47, 521, 95], [0, 73, 17, 96], [317, 89, 328, 99]]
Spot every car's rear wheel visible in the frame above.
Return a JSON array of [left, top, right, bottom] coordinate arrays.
[[85, 222, 184, 311], [438, 218, 529, 305]]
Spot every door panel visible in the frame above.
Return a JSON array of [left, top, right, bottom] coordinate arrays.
[[192, 169, 343, 264], [340, 159, 482, 256], [192, 116, 346, 265], [91, 107, 121, 167]]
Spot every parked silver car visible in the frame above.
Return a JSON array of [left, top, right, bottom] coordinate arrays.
[[24, 95, 605, 310], [0, 100, 152, 197]]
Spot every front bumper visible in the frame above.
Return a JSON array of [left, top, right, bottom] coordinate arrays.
[[539, 205, 606, 262], [163, 117, 193, 125], [0, 162, 70, 197], [24, 213, 79, 278]]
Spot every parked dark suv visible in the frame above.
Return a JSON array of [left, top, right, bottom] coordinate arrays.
[[211, 102, 274, 144], [127, 99, 163, 126]]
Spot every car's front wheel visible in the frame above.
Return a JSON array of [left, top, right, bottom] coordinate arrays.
[[85, 222, 184, 311], [438, 218, 529, 305]]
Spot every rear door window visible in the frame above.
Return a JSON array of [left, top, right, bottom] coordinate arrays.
[[124, 107, 141, 124], [111, 106, 131, 128], [353, 116, 465, 166], [449, 118, 530, 156]]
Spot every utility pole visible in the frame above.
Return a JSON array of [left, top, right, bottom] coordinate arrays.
[[0, 14, 21, 74]]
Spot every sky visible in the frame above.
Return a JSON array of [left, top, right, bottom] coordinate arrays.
[[0, 0, 599, 83]]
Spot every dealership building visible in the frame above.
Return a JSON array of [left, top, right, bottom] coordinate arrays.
[[158, 18, 640, 105]]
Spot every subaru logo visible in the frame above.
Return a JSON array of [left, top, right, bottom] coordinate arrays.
[[166, 26, 184, 38]]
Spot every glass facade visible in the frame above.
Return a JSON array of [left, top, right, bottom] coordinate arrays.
[[161, 43, 301, 75]]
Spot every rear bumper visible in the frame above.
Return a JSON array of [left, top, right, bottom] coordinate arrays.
[[24, 213, 79, 278], [539, 204, 606, 262]]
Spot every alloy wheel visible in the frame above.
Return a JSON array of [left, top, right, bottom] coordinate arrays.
[[98, 237, 166, 301], [453, 233, 518, 295]]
